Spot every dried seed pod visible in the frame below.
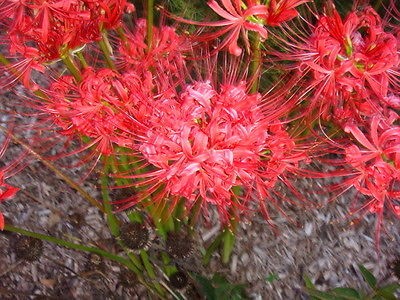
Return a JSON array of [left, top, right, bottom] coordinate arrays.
[[169, 271, 188, 289], [13, 236, 43, 261], [119, 222, 150, 250], [166, 231, 193, 259]]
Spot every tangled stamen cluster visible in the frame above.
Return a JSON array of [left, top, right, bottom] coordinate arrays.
[[344, 117, 400, 218], [45, 68, 152, 154], [303, 6, 399, 121], [0, 0, 133, 87], [135, 81, 305, 220]]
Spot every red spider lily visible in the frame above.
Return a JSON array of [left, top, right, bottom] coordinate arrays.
[[116, 18, 187, 81], [265, 0, 309, 26], [339, 116, 400, 245], [43, 67, 152, 156], [0, 0, 132, 88], [116, 79, 307, 223], [283, 5, 399, 122], [165, 0, 269, 56]]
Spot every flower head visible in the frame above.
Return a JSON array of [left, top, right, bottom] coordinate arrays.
[[116, 18, 187, 82], [286, 5, 399, 122], [341, 116, 400, 244], [0, 0, 132, 88], [121, 79, 307, 222], [44, 67, 152, 155]]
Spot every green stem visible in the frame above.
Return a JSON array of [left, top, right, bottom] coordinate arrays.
[[4, 224, 136, 271], [139, 251, 165, 296], [373, 0, 383, 11], [188, 197, 203, 229], [76, 51, 88, 69], [117, 27, 128, 46], [222, 228, 235, 264], [61, 52, 82, 82], [0, 127, 105, 213], [250, 33, 261, 93], [101, 158, 120, 236], [146, 0, 154, 51], [203, 231, 224, 265], [98, 31, 116, 70], [0, 53, 9, 65], [140, 250, 156, 279], [101, 156, 144, 271]]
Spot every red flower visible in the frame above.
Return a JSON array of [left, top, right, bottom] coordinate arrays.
[[265, 0, 309, 26], [166, 0, 269, 56], [0, 0, 133, 88], [0, 172, 19, 230], [44, 68, 152, 155], [116, 19, 187, 83], [341, 116, 400, 244], [117, 79, 307, 223], [286, 5, 399, 122]]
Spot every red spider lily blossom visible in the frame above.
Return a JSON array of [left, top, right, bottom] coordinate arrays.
[[116, 19, 187, 80], [265, 0, 309, 26], [288, 5, 399, 122], [163, 0, 308, 56], [117, 80, 307, 223], [164, 0, 269, 56], [43, 67, 152, 155], [339, 116, 400, 244], [0, 0, 132, 88]]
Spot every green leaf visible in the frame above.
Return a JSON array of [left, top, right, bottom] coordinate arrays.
[[222, 229, 235, 264], [193, 273, 246, 300], [304, 275, 316, 289], [126, 210, 143, 223], [330, 287, 362, 299], [376, 283, 400, 300], [358, 265, 377, 288], [194, 274, 216, 300], [202, 232, 224, 265]]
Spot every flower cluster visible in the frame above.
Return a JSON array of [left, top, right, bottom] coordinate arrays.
[[279, 3, 400, 238], [0, 0, 399, 248], [298, 6, 399, 122], [341, 117, 400, 241], [44, 67, 152, 155], [0, 0, 132, 87], [169, 0, 307, 55], [131, 80, 306, 221]]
